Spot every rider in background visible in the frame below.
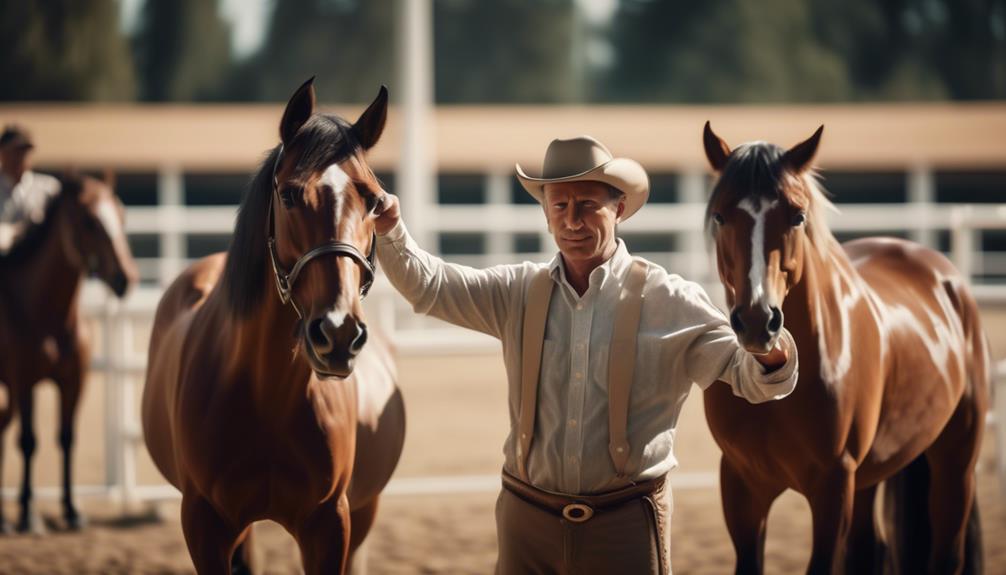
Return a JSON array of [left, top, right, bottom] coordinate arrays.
[[0, 125, 60, 252]]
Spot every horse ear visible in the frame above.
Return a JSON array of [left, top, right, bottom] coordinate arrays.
[[280, 77, 317, 146], [783, 125, 824, 173], [703, 121, 731, 172], [353, 85, 388, 150], [101, 168, 116, 190]]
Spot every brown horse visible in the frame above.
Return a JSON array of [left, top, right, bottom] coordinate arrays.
[[142, 78, 404, 574], [701, 124, 989, 574], [0, 174, 138, 534]]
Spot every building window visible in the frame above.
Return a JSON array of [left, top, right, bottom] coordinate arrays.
[[819, 172, 906, 204], [514, 233, 541, 253], [127, 234, 160, 259], [438, 173, 486, 204], [936, 171, 1006, 203], [113, 172, 159, 206], [185, 173, 249, 206], [186, 234, 232, 258], [621, 233, 676, 253], [439, 232, 485, 255], [648, 173, 678, 203]]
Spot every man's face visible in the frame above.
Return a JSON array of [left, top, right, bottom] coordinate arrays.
[[543, 181, 625, 267], [0, 146, 31, 177]]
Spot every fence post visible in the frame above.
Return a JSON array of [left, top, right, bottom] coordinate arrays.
[[102, 294, 122, 503]]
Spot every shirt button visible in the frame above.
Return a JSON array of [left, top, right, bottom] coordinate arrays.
[[568, 419, 577, 427], [568, 455, 578, 465], [576, 303, 584, 310], [574, 372, 583, 380], [576, 342, 585, 350]]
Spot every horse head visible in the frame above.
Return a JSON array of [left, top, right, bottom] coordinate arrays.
[[61, 174, 139, 297], [703, 122, 827, 354], [269, 78, 387, 378]]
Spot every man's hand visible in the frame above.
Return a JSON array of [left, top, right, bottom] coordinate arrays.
[[373, 192, 401, 236], [752, 342, 788, 373]]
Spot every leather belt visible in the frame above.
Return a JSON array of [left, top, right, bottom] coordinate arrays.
[[501, 470, 665, 524]]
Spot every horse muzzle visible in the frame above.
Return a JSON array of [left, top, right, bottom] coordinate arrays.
[[303, 311, 368, 378], [729, 304, 783, 354]]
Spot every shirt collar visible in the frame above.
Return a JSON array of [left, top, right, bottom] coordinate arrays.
[[548, 238, 632, 294]]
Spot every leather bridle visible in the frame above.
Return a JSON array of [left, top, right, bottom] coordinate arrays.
[[266, 144, 377, 319]]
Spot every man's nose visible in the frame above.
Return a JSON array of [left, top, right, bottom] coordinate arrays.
[[564, 206, 583, 229]]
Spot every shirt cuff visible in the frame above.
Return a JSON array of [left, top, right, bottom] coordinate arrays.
[[740, 328, 799, 402], [377, 218, 408, 245]]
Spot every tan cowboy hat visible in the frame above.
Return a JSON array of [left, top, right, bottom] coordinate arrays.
[[516, 136, 650, 220]]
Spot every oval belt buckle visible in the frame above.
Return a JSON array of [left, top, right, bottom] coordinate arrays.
[[562, 502, 594, 523]]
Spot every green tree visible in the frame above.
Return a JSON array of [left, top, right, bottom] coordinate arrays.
[[134, 0, 232, 101], [605, 0, 849, 103], [435, 0, 580, 103], [246, 0, 396, 103], [0, 0, 135, 100]]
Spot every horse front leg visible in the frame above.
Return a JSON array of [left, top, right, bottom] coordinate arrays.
[[296, 493, 352, 575], [16, 384, 44, 534], [0, 383, 14, 534], [56, 361, 87, 530], [720, 456, 784, 575], [181, 492, 249, 574], [806, 456, 856, 575], [845, 484, 884, 575]]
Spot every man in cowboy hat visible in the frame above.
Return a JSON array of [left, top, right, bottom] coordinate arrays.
[[373, 136, 798, 573], [0, 124, 60, 251]]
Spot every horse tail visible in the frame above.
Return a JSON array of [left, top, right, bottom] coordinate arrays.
[[960, 286, 989, 575]]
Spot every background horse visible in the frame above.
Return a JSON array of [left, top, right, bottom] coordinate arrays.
[[0, 174, 138, 534], [701, 124, 989, 574], [142, 78, 405, 574]]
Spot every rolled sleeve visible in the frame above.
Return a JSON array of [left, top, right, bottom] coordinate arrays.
[[720, 328, 799, 403]]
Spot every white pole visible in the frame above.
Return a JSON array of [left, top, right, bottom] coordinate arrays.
[[157, 167, 185, 286], [398, 0, 436, 250]]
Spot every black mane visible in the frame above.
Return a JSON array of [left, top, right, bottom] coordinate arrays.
[[705, 142, 785, 235], [221, 114, 362, 317]]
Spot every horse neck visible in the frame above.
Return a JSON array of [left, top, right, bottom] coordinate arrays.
[[227, 267, 318, 414], [20, 199, 84, 329], [784, 235, 862, 375]]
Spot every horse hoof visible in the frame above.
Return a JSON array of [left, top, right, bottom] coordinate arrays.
[[64, 512, 88, 531], [16, 512, 46, 536]]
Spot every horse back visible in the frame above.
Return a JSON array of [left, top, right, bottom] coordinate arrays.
[[142, 253, 227, 488]]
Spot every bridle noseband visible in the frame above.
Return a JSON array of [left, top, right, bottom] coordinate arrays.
[[267, 144, 378, 318]]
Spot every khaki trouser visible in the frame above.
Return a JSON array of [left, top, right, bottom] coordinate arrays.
[[495, 474, 672, 575]]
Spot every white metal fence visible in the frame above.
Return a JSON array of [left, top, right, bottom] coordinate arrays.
[[16, 202, 1006, 506]]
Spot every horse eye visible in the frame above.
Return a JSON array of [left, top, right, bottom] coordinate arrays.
[[791, 212, 807, 227], [712, 213, 725, 226], [280, 188, 295, 208]]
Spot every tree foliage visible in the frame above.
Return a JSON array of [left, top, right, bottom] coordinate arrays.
[[0, 0, 135, 100]]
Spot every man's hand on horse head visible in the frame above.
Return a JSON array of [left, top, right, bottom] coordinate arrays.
[[373, 192, 401, 236]]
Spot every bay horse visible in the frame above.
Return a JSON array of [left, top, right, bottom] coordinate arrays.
[[0, 174, 138, 534], [701, 123, 989, 574], [142, 78, 404, 574]]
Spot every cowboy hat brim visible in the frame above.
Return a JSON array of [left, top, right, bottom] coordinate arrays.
[[515, 157, 650, 221]]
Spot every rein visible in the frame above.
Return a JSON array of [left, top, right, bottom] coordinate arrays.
[[266, 144, 377, 318]]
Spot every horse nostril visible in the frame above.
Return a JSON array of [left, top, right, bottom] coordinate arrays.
[[349, 322, 368, 355], [307, 317, 334, 354], [730, 309, 745, 334], [767, 307, 783, 334]]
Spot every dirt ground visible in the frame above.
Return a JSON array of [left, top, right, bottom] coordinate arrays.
[[1, 347, 1005, 574]]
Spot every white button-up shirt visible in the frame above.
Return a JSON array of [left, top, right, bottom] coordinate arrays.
[[377, 221, 798, 495], [0, 169, 60, 251]]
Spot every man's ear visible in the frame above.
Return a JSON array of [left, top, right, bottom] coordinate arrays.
[[615, 196, 626, 223]]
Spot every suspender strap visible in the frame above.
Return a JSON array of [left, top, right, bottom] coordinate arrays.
[[517, 268, 554, 482], [607, 259, 648, 477]]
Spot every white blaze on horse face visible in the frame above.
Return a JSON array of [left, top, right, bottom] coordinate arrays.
[[738, 198, 778, 306], [95, 198, 125, 242], [320, 163, 351, 210]]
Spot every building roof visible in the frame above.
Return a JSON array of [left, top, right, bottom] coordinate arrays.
[[2, 103, 1005, 172]]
